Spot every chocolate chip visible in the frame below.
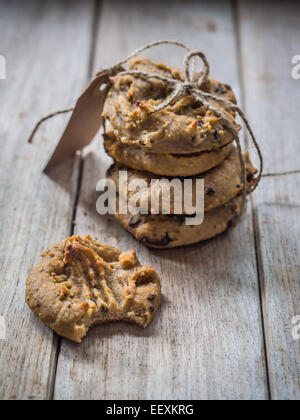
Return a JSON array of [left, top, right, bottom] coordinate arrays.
[[227, 220, 233, 229], [215, 85, 226, 95], [247, 173, 254, 182], [149, 305, 155, 313], [106, 163, 116, 177], [213, 131, 219, 141], [228, 206, 240, 229], [148, 294, 156, 302], [205, 187, 215, 196], [191, 136, 197, 144], [102, 306, 108, 313], [142, 232, 172, 247], [225, 84, 232, 91], [129, 216, 142, 229]]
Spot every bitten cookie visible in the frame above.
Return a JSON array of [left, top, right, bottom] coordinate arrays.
[[114, 196, 244, 248], [104, 132, 232, 177], [26, 235, 161, 343], [103, 57, 240, 154], [106, 146, 257, 215]]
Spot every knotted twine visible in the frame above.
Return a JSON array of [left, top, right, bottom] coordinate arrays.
[[28, 40, 300, 219]]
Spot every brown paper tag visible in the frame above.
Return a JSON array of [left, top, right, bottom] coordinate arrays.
[[44, 72, 111, 171]]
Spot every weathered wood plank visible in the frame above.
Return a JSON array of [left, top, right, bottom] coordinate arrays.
[[54, 0, 268, 400], [0, 0, 94, 400], [238, 0, 300, 400]]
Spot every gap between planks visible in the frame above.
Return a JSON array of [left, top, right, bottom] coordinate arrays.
[[48, 0, 103, 400], [233, 0, 272, 400]]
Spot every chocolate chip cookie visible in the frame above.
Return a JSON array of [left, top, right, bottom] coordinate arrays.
[[26, 235, 161, 343], [114, 196, 244, 249], [106, 146, 257, 215], [104, 132, 232, 177], [102, 57, 240, 154]]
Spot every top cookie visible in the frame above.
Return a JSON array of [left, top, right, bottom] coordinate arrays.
[[26, 235, 161, 343], [102, 57, 240, 154]]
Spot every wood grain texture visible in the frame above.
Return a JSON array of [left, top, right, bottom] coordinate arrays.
[[238, 0, 300, 400], [0, 0, 94, 400], [53, 0, 268, 400]]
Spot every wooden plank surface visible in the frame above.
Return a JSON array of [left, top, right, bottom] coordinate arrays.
[[0, 0, 94, 400], [238, 0, 300, 400], [53, 0, 268, 400]]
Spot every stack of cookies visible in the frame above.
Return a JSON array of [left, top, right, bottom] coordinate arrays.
[[103, 57, 256, 248]]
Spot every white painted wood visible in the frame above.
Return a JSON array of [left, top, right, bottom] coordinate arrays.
[[54, 0, 268, 400], [0, 0, 94, 400], [238, 0, 300, 400]]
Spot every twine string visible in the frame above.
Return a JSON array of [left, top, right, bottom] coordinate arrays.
[[96, 40, 192, 78], [262, 170, 300, 177], [184, 50, 210, 87], [27, 108, 74, 144]]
